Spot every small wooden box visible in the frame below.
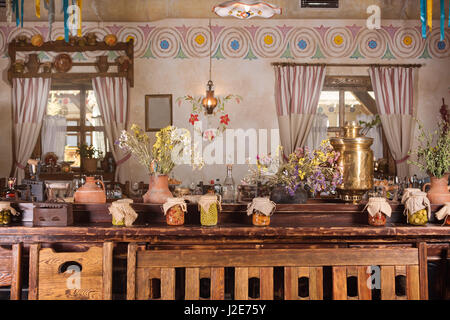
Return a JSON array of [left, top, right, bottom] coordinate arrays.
[[33, 203, 73, 227]]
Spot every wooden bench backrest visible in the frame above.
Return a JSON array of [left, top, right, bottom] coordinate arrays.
[[127, 246, 421, 300], [0, 244, 22, 300], [29, 242, 113, 300]]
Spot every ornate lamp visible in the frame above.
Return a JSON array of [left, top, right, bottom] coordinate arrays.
[[201, 20, 218, 115], [213, 1, 282, 19]]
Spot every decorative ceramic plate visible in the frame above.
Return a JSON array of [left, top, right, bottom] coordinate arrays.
[[53, 53, 72, 73]]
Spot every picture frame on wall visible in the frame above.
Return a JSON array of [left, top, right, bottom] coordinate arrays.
[[145, 94, 173, 132]]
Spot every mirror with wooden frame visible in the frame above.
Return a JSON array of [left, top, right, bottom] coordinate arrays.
[[145, 94, 173, 132]]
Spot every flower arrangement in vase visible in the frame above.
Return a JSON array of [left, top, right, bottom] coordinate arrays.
[[76, 144, 103, 173], [257, 140, 342, 204], [116, 124, 202, 203], [408, 119, 450, 204]]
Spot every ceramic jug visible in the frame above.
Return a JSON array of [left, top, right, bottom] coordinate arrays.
[[74, 177, 106, 203]]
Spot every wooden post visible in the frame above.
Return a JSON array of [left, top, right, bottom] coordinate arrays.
[[418, 242, 429, 300], [28, 243, 41, 300], [10, 243, 22, 300], [127, 243, 137, 300], [102, 242, 114, 300]]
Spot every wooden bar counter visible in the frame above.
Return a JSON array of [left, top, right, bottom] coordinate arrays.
[[1, 200, 449, 300]]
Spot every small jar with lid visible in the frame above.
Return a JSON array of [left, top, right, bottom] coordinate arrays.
[[364, 197, 392, 227], [404, 192, 431, 226], [198, 194, 221, 226], [401, 188, 421, 204], [0, 202, 18, 226], [163, 198, 187, 226], [247, 197, 276, 227], [435, 202, 450, 226]]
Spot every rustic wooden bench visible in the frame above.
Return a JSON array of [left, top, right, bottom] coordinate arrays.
[[0, 244, 22, 300]]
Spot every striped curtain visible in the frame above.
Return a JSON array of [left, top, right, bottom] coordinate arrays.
[[11, 78, 51, 182], [368, 66, 416, 177], [92, 77, 130, 183], [274, 65, 326, 156]]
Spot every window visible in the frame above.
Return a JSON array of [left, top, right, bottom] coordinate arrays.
[[42, 86, 108, 167]]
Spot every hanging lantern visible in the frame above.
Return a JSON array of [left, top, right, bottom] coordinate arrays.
[[202, 80, 218, 114], [213, 1, 282, 19]]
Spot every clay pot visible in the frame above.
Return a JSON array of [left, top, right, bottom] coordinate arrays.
[[86, 32, 97, 45], [13, 60, 25, 73], [26, 54, 40, 74], [82, 158, 98, 173], [96, 56, 109, 73], [423, 173, 450, 205], [74, 176, 106, 203], [142, 175, 173, 204], [53, 53, 72, 73]]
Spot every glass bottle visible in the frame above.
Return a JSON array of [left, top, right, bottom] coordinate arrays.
[[113, 184, 123, 199], [214, 179, 221, 195], [5, 178, 16, 199], [222, 165, 235, 203]]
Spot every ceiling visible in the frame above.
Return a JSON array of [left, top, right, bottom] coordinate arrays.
[[0, 0, 445, 22]]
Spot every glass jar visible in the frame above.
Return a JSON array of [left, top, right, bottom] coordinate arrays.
[[112, 216, 125, 226], [166, 204, 185, 226], [408, 209, 428, 226], [0, 209, 12, 225], [199, 195, 221, 227], [445, 216, 450, 226], [368, 211, 386, 227], [252, 211, 271, 226]]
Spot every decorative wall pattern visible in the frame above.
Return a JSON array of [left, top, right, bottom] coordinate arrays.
[[0, 21, 449, 61]]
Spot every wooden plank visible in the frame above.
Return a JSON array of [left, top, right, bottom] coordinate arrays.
[[381, 266, 396, 300], [126, 243, 137, 300], [136, 267, 151, 300], [102, 242, 113, 300], [137, 248, 420, 268], [357, 266, 372, 300], [235, 267, 248, 300], [332, 266, 347, 300], [10, 243, 22, 300], [211, 267, 225, 300], [418, 242, 428, 300], [406, 265, 420, 300], [260, 267, 273, 300], [185, 268, 200, 300], [309, 267, 323, 300], [160, 267, 175, 300], [28, 243, 40, 300], [284, 267, 298, 300]]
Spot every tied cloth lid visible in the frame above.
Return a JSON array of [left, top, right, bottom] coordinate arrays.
[[401, 188, 422, 204], [108, 199, 138, 226], [363, 197, 392, 217], [435, 202, 450, 224], [0, 202, 18, 216], [247, 197, 276, 217], [163, 197, 187, 216], [404, 191, 431, 218], [198, 194, 222, 213]]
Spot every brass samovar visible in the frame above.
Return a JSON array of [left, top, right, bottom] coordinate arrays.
[[330, 122, 374, 204]]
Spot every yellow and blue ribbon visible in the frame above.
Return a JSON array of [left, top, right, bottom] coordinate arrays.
[[427, 0, 432, 31], [35, 0, 40, 18], [12, 0, 19, 27], [63, 0, 69, 42], [440, 0, 445, 40], [420, 0, 427, 38], [20, 0, 23, 27]]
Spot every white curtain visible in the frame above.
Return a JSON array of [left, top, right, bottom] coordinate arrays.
[[306, 113, 329, 150], [12, 78, 51, 182], [356, 114, 383, 160], [368, 66, 416, 177], [41, 115, 67, 161], [274, 65, 326, 157], [92, 77, 129, 183]]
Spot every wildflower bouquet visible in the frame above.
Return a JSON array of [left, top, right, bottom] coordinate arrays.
[[116, 124, 199, 175], [268, 140, 343, 196], [408, 120, 450, 179], [241, 147, 282, 186]]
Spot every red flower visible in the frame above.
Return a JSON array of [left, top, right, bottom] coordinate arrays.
[[189, 114, 199, 125], [220, 114, 230, 125]]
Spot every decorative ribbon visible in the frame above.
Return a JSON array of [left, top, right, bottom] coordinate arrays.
[[20, 0, 23, 27], [440, 0, 445, 40], [6, 0, 12, 23], [449, 0, 450, 27], [44, 0, 55, 40], [63, 0, 69, 42], [35, 0, 40, 18], [116, 153, 131, 166], [394, 155, 410, 164], [15, 161, 26, 170], [427, 0, 433, 31], [13, 0, 19, 27], [420, 0, 427, 38], [77, 0, 82, 37]]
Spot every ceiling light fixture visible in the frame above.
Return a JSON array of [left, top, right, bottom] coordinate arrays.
[[202, 19, 218, 115], [213, 1, 282, 19]]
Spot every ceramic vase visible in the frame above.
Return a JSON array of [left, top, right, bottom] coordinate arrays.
[[423, 173, 450, 205], [143, 175, 173, 204]]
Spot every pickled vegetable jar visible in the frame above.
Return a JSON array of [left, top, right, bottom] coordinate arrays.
[[408, 209, 428, 226], [445, 216, 450, 226], [112, 216, 125, 226], [198, 195, 221, 226], [0, 209, 12, 225], [252, 211, 271, 226], [368, 211, 386, 227], [166, 204, 185, 226]]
